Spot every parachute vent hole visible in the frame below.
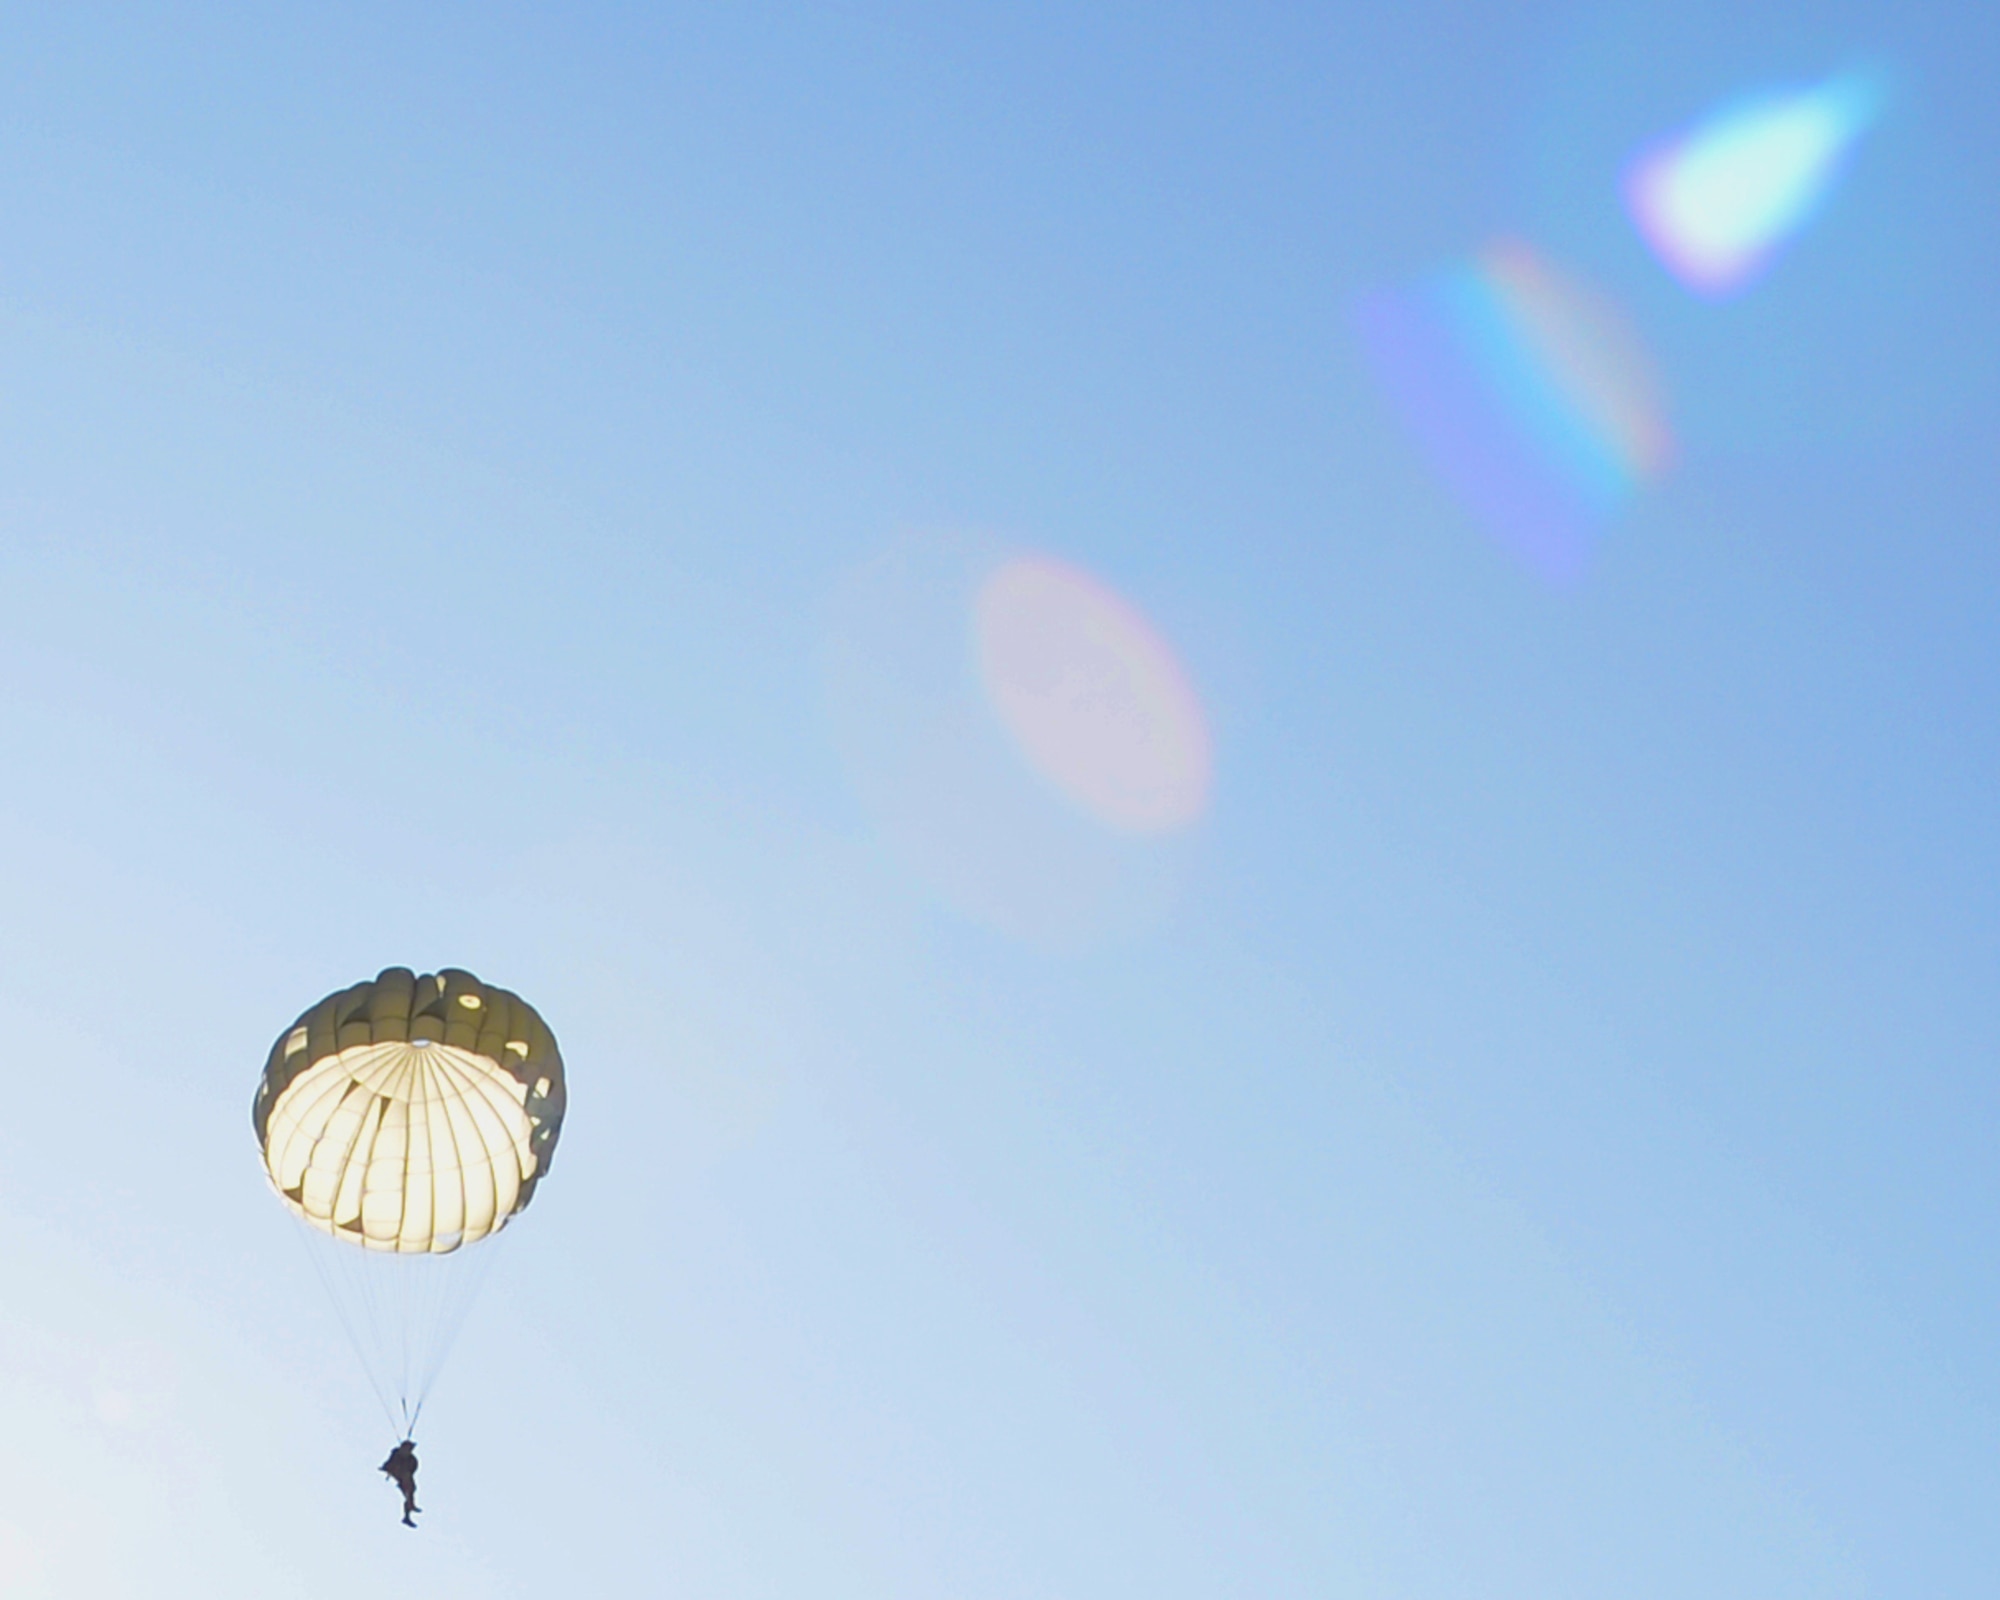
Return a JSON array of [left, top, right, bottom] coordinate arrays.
[[284, 1028, 308, 1057], [457, 994, 482, 1009], [506, 1040, 529, 1057], [533, 1077, 551, 1098]]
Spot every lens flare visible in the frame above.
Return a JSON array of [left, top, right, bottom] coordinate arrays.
[[1624, 69, 1885, 297], [1354, 239, 1672, 579], [974, 556, 1211, 835], [825, 534, 1208, 948]]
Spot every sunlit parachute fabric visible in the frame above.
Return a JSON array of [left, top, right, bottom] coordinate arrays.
[[256, 968, 565, 1252], [254, 968, 565, 1432]]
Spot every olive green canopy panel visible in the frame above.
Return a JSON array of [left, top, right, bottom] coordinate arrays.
[[253, 968, 566, 1255]]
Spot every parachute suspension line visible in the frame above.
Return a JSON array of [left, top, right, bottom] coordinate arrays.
[[288, 1218, 401, 1437], [393, 1220, 509, 1436], [401, 1046, 513, 1430], [286, 1214, 513, 1440]]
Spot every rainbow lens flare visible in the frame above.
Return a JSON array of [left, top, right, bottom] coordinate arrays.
[[1354, 240, 1672, 579], [974, 556, 1212, 836], [1623, 69, 1885, 297]]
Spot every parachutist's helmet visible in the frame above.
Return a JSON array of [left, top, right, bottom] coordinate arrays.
[[253, 968, 566, 1254]]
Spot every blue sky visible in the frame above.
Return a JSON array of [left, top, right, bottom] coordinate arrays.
[[0, 3, 1995, 1595]]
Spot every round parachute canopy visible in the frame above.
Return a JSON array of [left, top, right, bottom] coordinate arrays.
[[253, 968, 566, 1255]]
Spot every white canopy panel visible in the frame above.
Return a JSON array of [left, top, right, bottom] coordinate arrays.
[[264, 1039, 536, 1253]]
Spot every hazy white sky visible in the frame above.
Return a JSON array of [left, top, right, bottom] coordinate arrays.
[[0, 4, 1995, 1596]]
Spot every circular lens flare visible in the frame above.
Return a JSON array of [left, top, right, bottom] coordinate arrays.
[[974, 556, 1212, 835]]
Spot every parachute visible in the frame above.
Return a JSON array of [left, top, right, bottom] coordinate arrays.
[[253, 967, 567, 1434]]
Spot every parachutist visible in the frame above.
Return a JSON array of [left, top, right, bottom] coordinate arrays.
[[255, 971, 566, 1496], [380, 1439, 421, 1527]]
